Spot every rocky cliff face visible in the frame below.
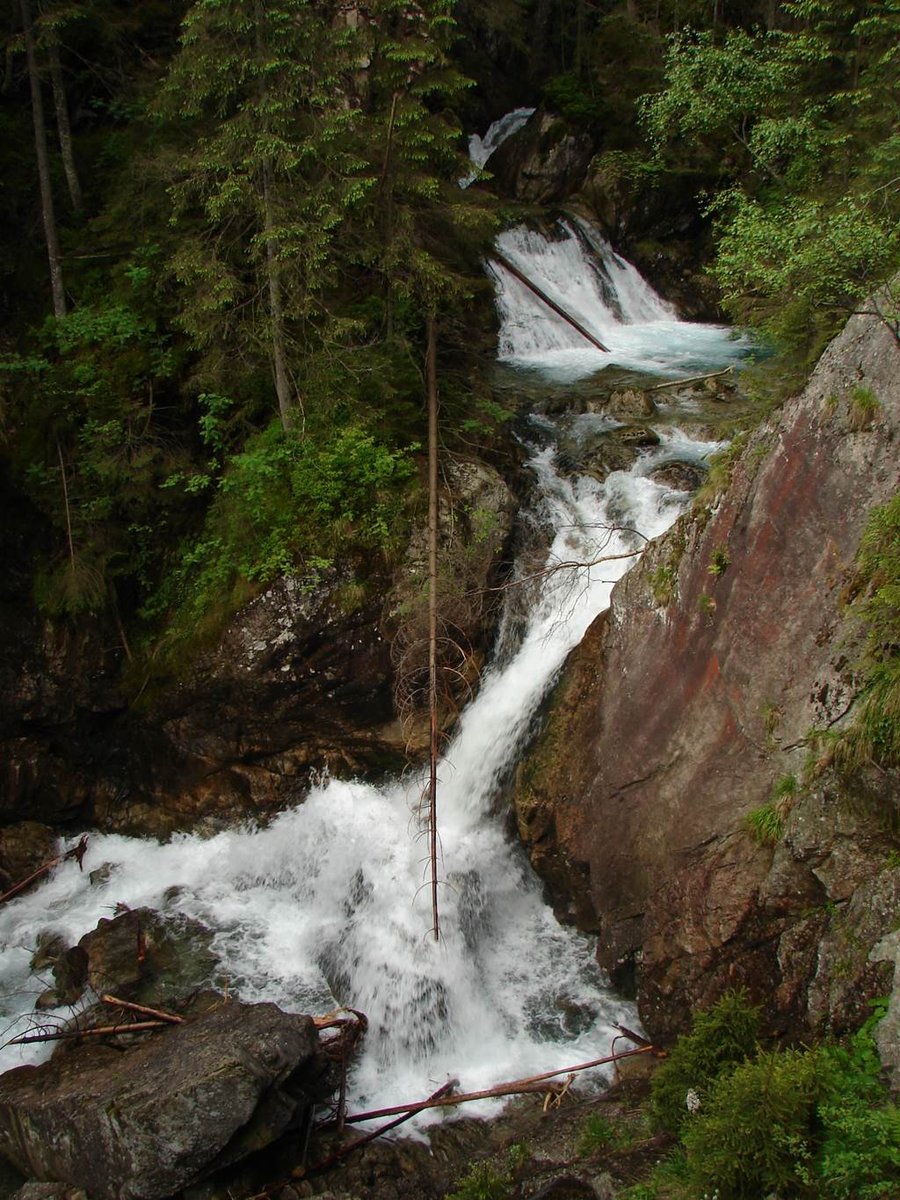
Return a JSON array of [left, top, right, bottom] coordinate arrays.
[[513, 307, 900, 1061]]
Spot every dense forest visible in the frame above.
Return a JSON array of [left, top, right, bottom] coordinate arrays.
[[0, 0, 897, 674]]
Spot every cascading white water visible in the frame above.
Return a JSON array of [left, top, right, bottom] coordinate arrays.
[[0, 218, 743, 1130], [460, 107, 535, 188], [493, 219, 748, 381]]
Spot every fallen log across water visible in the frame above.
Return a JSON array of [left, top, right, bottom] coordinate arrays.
[[490, 251, 610, 353], [343, 1043, 659, 1125], [648, 366, 733, 391], [309, 1080, 459, 1174], [0, 835, 88, 905]]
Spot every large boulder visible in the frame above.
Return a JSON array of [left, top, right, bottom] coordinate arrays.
[[0, 1001, 322, 1200], [489, 111, 595, 205], [512, 304, 900, 1043]]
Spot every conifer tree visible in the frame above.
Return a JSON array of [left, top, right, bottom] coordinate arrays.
[[158, 0, 371, 432]]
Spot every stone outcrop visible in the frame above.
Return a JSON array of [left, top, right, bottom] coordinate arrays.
[[489, 111, 596, 206], [512, 306, 900, 1046], [0, 1000, 322, 1200]]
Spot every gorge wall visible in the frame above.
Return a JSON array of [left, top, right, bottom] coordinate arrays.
[[513, 305, 900, 1066]]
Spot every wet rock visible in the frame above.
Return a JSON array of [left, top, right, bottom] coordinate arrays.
[[0, 1001, 321, 1200], [512, 303, 900, 1042], [648, 462, 705, 492], [604, 390, 657, 421], [9, 1186, 87, 1200], [1, 452, 515, 838], [76, 907, 217, 1005], [0, 823, 57, 894], [490, 111, 595, 205]]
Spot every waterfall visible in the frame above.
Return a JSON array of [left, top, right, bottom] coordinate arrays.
[[460, 107, 535, 188], [0, 219, 743, 1129], [492, 218, 748, 381]]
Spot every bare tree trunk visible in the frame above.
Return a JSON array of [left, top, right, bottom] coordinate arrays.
[[21, 0, 66, 317], [262, 169, 293, 433], [254, 2, 292, 432], [425, 314, 440, 943], [47, 38, 82, 214], [626, 0, 639, 20]]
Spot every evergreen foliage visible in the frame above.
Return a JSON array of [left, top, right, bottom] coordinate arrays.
[[650, 990, 761, 1133], [1, 0, 897, 662]]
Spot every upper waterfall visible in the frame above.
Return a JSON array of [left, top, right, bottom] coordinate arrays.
[[491, 218, 747, 380]]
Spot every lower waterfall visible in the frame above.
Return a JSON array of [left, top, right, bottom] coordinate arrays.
[[0, 221, 745, 1128]]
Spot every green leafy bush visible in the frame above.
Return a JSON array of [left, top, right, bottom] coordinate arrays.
[[660, 999, 900, 1200], [831, 494, 900, 772], [576, 1112, 616, 1156], [447, 1159, 512, 1200], [684, 1046, 823, 1198], [650, 991, 760, 1134], [143, 418, 417, 656]]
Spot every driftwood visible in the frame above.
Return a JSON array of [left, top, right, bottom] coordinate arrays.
[[101, 995, 185, 1025], [9, 1020, 168, 1046], [344, 1044, 657, 1125], [311, 1080, 459, 1173], [0, 835, 88, 905], [648, 366, 733, 391], [491, 251, 610, 353]]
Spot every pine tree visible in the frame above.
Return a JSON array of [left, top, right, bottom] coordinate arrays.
[[158, 0, 372, 431]]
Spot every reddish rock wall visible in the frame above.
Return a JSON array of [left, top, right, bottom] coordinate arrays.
[[514, 307, 900, 1047]]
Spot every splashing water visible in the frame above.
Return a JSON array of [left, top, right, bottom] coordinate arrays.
[[492, 218, 749, 381], [0, 218, 738, 1129], [460, 107, 535, 188]]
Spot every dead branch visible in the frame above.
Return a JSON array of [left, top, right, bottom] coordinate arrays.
[[9, 1019, 168, 1045], [0, 835, 88, 905], [100, 995, 185, 1025], [478, 548, 642, 595], [490, 253, 610, 353], [311, 1080, 458, 1172], [648, 366, 733, 391], [343, 1044, 658, 1124]]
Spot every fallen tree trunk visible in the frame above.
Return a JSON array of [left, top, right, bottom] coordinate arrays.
[[343, 1044, 657, 1124], [490, 252, 610, 353]]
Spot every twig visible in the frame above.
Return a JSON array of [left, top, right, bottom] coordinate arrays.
[[311, 1080, 458, 1173], [343, 1045, 657, 1125], [9, 1020, 168, 1045], [100, 995, 185, 1025], [648, 366, 733, 391]]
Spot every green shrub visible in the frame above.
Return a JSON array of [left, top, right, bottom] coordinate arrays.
[[650, 990, 760, 1134], [447, 1159, 512, 1200], [650, 563, 677, 606], [708, 547, 730, 577], [143, 418, 417, 658], [816, 1006, 900, 1199], [576, 1112, 616, 1155], [660, 1000, 900, 1200], [683, 1047, 823, 1199]]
